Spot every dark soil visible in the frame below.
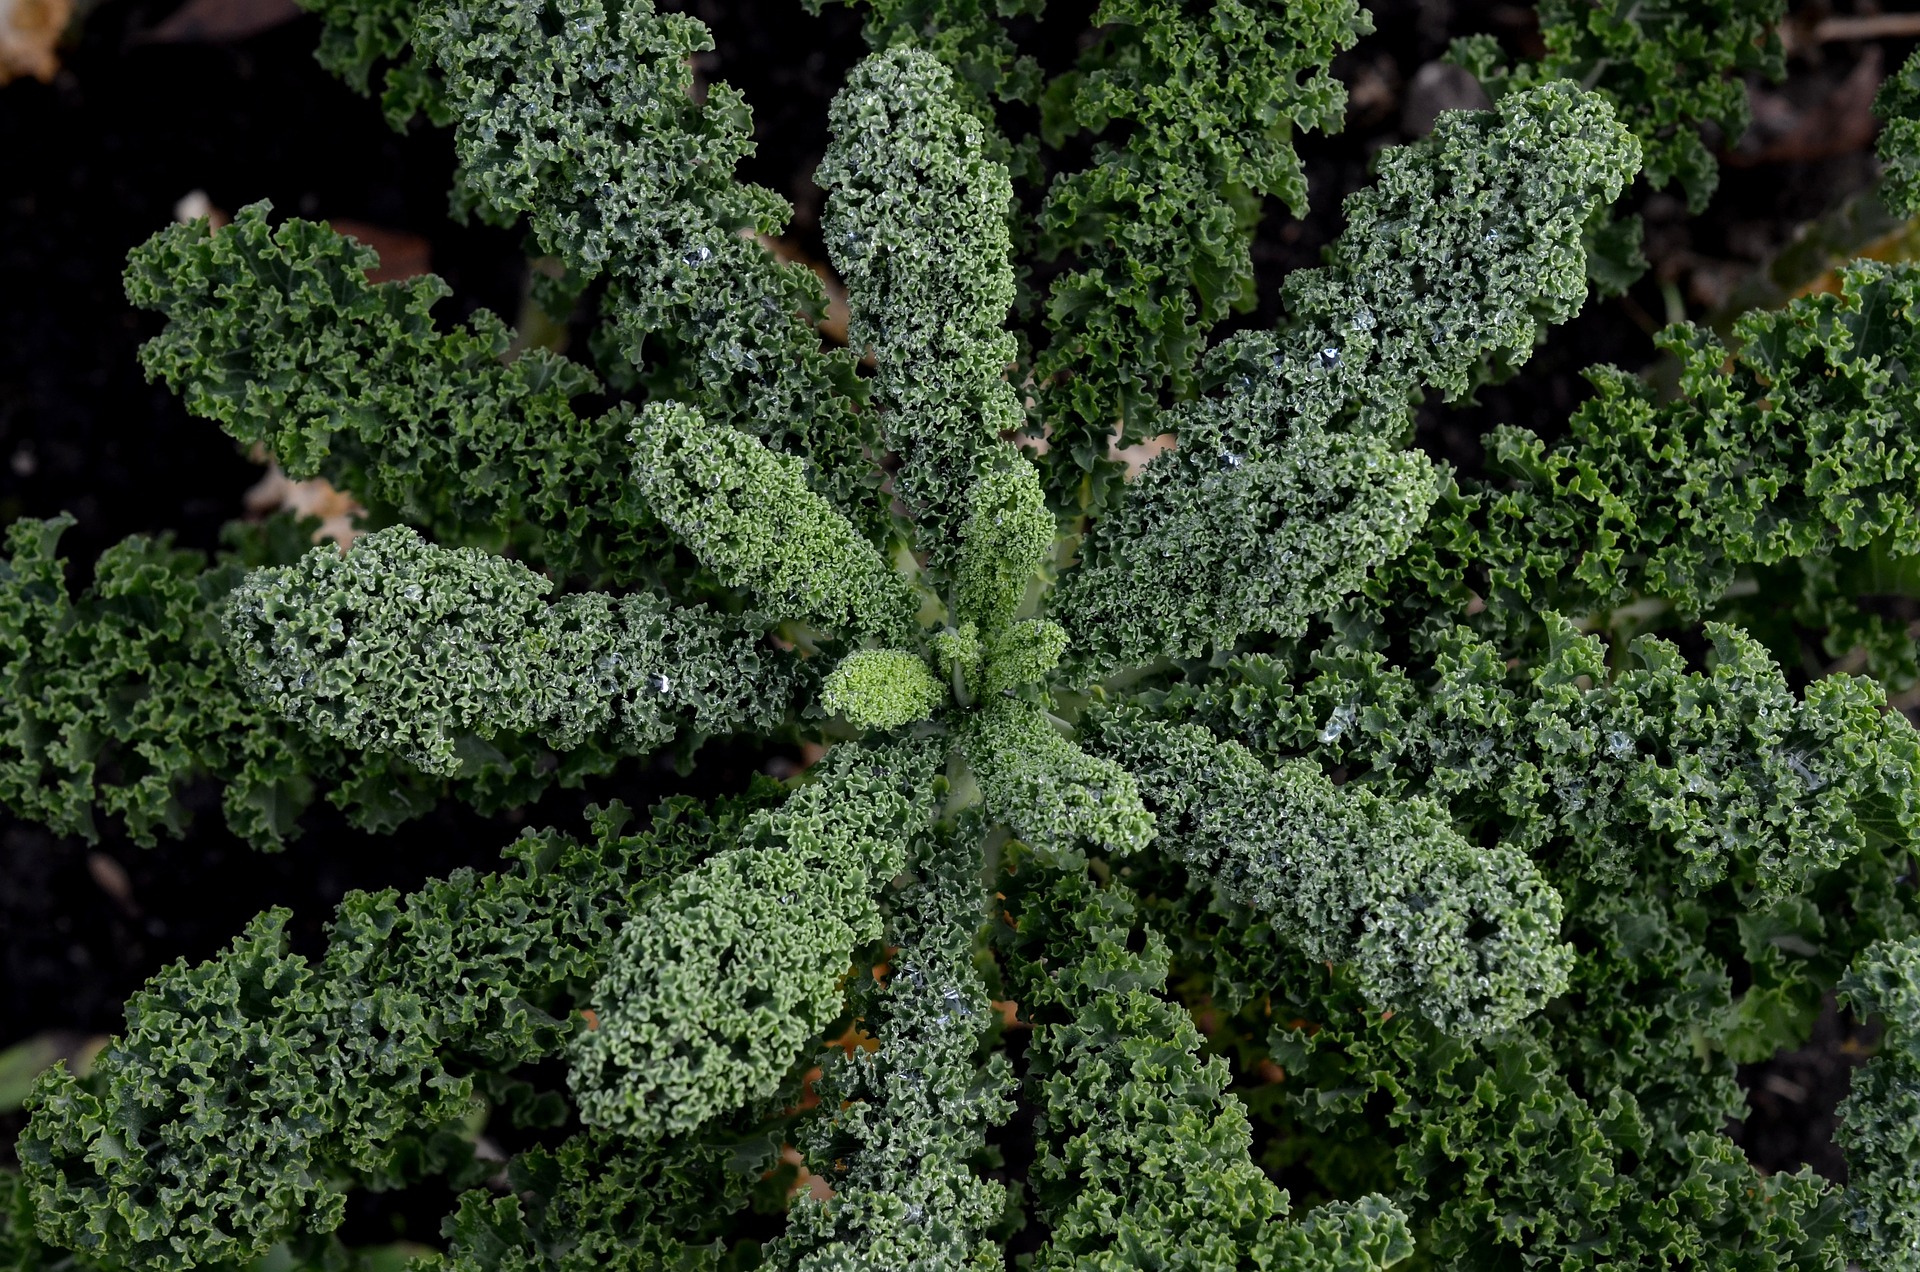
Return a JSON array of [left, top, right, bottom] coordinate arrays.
[[1727, 993, 1881, 1183], [0, 0, 1907, 1235]]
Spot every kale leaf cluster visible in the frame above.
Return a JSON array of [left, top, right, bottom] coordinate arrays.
[[7, 1, 1920, 1268]]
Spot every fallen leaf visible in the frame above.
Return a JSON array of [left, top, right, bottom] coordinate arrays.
[[86, 852, 139, 917], [788, 1069, 823, 1113], [775, 1144, 835, 1201], [329, 219, 433, 283], [1761, 1072, 1809, 1103], [825, 1022, 880, 1058], [757, 233, 851, 345], [144, 0, 303, 44], [1780, 9, 1920, 56], [0, 0, 71, 84], [244, 454, 365, 549]]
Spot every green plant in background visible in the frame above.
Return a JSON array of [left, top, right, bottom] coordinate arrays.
[[1450, 0, 1785, 297], [1878, 47, 1920, 219], [1452, 0, 1785, 212], [6, 0, 1920, 1269]]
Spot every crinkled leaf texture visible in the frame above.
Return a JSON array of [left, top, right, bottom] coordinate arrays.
[[20, 786, 784, 1268], [0, 514, 666, 849], [1837, 937, 1920, 1269], [1053, 80, 1641, 671], [127, 204, 667, 588], [227, 525, 800, 775], [1000, 861, 1416, 1269], [1452, 0, 1782, 211], [1396, 263, 1920, 638], [1031, 0, 1372, 474], [1879, 49, 1920, 219], [1094, 713, 1571, 1037], [569, 742, 938, 1137], [17, 0, 1920, 1266]]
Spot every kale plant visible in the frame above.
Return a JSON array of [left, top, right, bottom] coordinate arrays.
[[6, 1, 1920, 1268]]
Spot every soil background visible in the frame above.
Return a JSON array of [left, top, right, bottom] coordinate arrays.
[[0, 0, 1911, 1239]]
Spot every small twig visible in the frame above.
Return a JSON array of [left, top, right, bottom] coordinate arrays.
[[1813, 12, 1920, 43], [1782, 10, 1920, 55]]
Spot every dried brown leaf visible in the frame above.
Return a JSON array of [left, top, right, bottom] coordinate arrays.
[[0, 0, 71, 84], [244, 457, 365, 549], [329, 219, 433, 283]]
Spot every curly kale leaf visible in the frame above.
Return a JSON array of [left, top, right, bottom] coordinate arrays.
[[299, 0, 886, 534], [19, 911, 470, 1270], [295, 0, 442, 125], [1195, 619, 1920, 897], [1054, 409, 1436, 671], [1274, 80, 1640, 409], [568, 742, 938, 1137], [999, 864, 1414, 1270], [821, 47, 1023, 569], [1094, 714, 1571, 1036], [1878, 49, 1920, 219], [953, 459, 1056, 637], [1033, 0, 1371, 475], [227, 525, 799, 776], [423, 0, 886, 534], [962, 695, 1154, 866], [426, 1127, 772, 1271], [0, 516, 756, 849], [1269, 1000, 1845, 1268], [1398, 263, 1920, 633], [1837, 937, 1920, 1269], [809, 0, 1044, 112], [568, 845, 863, 1138], [820, 648, 947, 731], [1149, 852, 1861, 1270], [1453, 0, 1783, 211], [18, 794, 755, 1268], [631, 402, 923, 641], [1053, 82, 1637, 671], [126, 205, 665, 587], [0, 515, 319, 847], [772, 822, 1015, 1270]]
